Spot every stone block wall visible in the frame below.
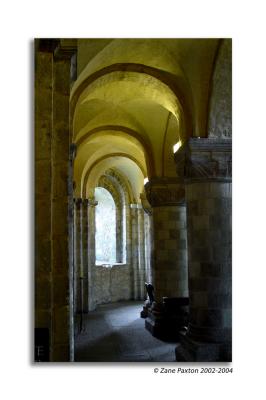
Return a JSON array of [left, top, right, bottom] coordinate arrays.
[[152, 205, 188, 301], [186, 181, 232, 344], [94, 264, 131, 305]]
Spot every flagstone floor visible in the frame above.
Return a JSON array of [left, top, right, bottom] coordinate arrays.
[[74, 301, 177, 362]]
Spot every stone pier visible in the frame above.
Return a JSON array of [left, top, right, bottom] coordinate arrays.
[[35, 39, 77, 362], [175, 138, 232, 361], [144, 178, 189, 338]]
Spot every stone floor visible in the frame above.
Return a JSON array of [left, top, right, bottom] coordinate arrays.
[[74, 301, 177, 362]]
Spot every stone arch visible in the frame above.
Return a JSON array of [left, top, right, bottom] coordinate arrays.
[[76, 126, 154, 177], [97, 170, 130, 264], [82, 152, 147, 198], [70, 63, 194, 140]]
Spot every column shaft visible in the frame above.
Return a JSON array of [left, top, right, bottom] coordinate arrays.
[[51, 56, 72, 361], [175, 138, 232, 361], [186, 182, 232, 346], [144, 179, 189, 338], [137, 208, 145, 299], [74, 199, 82, 314], [81, 199, 89, 313], [88, 199, 97, 311], [130, 206, 140, 299]]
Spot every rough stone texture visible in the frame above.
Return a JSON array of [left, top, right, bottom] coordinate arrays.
[[73, 199, 149, 309], [186, 182, 232, 346], [208, 39, 232, 139], [51, 57, 72, 361], [35, 43, 75, 362], [94, 264, 131, 305], [152, 205, 188, 301], [174, 138, 232, 362], [35, 50, 53, 354]]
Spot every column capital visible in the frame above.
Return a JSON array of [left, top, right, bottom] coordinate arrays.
[[140, 192, 152, 215], [130, 203, 142, 209], [78, 198, 98, 207], [69, 143, 77, 161], [174, 138, 232, 183], [53, 39, 77, 60], [144, 178, 185, 207], [88, 198, 98, 207]]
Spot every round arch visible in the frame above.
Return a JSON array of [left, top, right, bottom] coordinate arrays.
[[70, 63, 194, 141], [75, 126, 154, 177]]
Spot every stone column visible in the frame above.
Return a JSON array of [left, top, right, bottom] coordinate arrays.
[[130, 204, 140, 300], [145, 179, 188, 301], [73, 198, 82, 314], [175, 138, 232, 361], [87, 198, 98, 311], [51, 42, 76, 361], [137, 207, 145, 299], [140, 192, 153, 285], [144, 179, 189, 338], [35, 47, 53, 361], [81, 199, 89, 313]]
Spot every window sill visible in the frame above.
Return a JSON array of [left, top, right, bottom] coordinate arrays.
[[95, 262, 127, 268]]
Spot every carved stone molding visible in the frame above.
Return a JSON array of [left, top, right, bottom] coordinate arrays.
[[145, 178, 185, 207], [87, 198, 98, 207], [140, 192, 152, 215], [174, 138, 232, 183]]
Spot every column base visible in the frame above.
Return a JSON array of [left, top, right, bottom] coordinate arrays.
[[175, 335, 232, 362]]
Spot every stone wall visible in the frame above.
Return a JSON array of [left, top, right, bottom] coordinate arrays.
[[208, 39, 232, 138], [94, 264, 131, 305]]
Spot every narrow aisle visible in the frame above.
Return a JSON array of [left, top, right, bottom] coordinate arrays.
[[74, 301, 176, 362]]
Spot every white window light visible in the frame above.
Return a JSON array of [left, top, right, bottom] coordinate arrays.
[[173, 141, 181, 153], [144, 177, 149, 185]]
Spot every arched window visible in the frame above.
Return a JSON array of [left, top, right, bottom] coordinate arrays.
[[95, 187, 116, 264]]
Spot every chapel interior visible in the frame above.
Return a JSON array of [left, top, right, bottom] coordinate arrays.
[[35, 38, 232, 362]]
